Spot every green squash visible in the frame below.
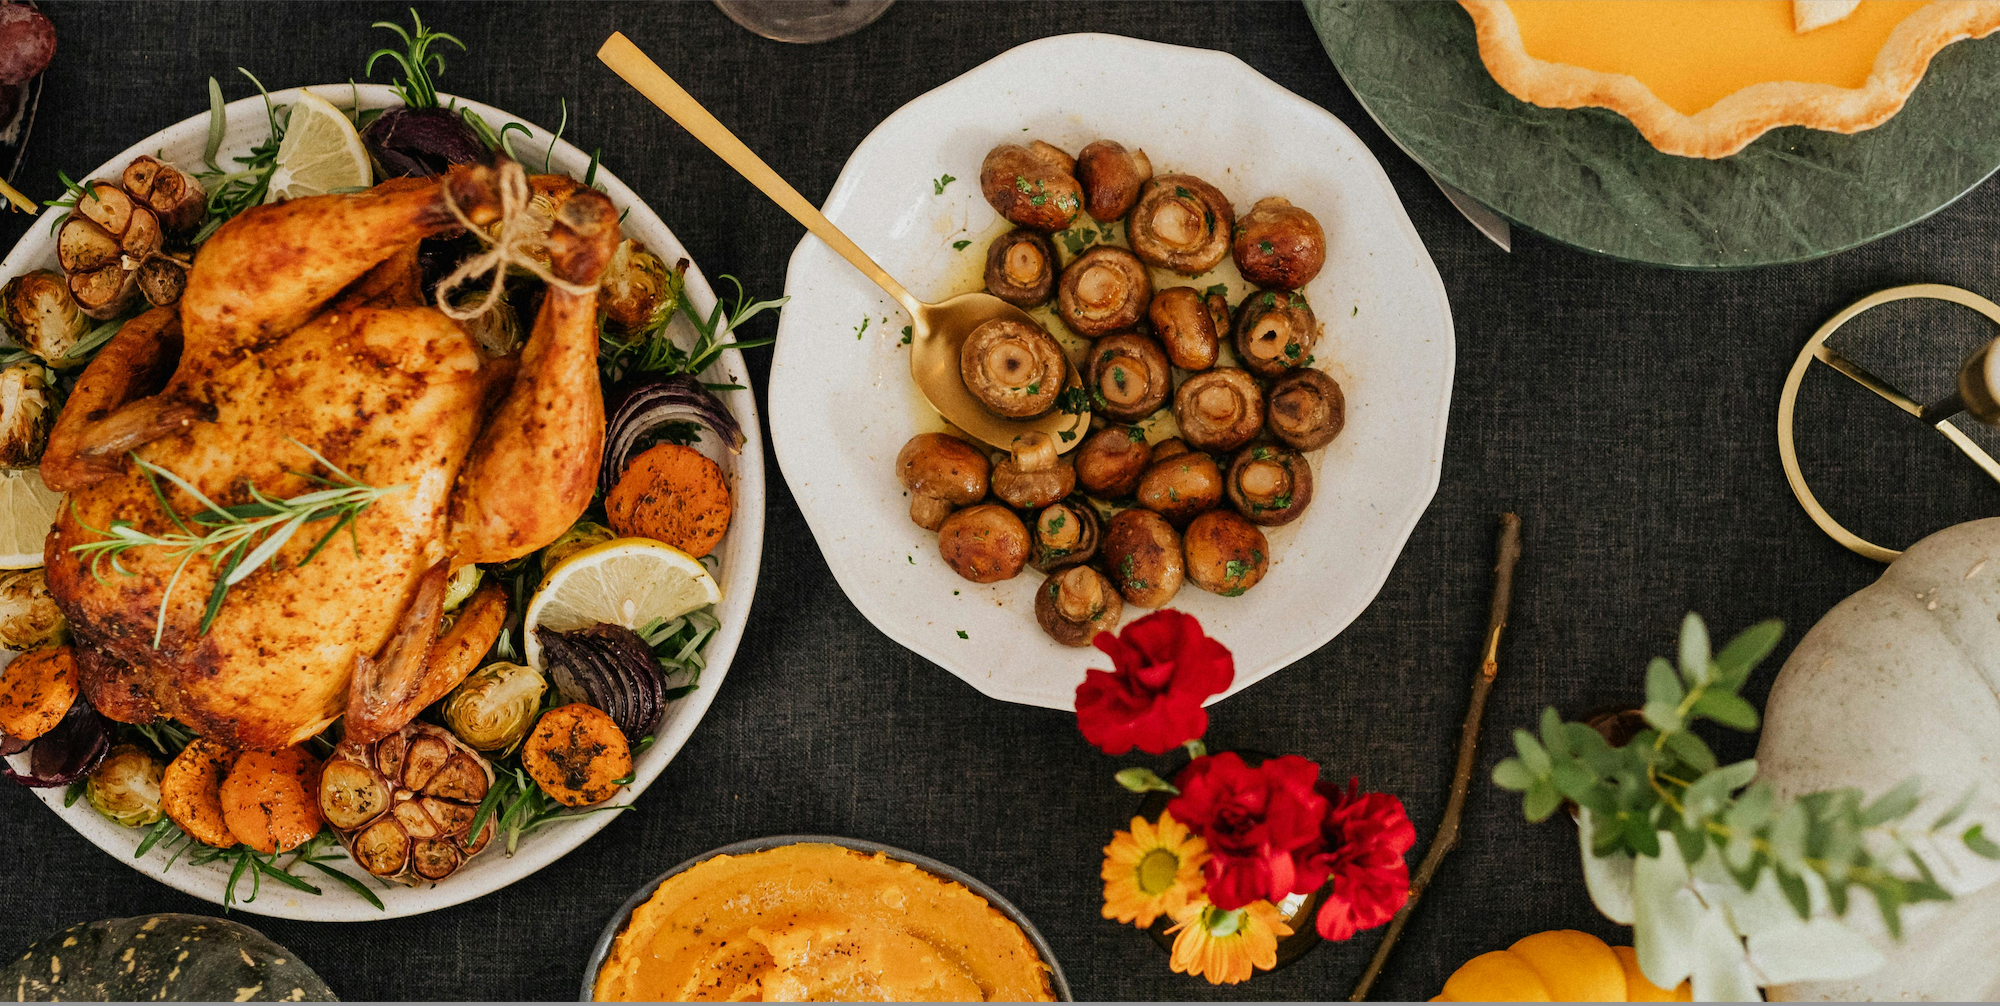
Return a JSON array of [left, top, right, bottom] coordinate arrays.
[[2, 914, 337, 1002]]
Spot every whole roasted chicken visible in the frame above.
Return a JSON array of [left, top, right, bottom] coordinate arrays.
[[38, 161, 617, 751]]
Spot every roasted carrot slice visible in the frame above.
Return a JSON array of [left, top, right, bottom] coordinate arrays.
[[161, 738, 238, 848], [220, 747, 324, 855], [0, 646, 77, 743], [522, 703, 631, 808], [605, 444, 732, 559]]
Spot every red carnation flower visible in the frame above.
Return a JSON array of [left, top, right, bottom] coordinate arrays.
[[1073, 610, 1234, 756], [1166, 752, 1329, 911], [1301, 778, 1415, 941]]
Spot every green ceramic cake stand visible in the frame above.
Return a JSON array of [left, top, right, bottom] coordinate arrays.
[[1307, 0, 2000, 269]]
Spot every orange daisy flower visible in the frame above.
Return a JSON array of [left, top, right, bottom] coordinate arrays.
[[1101, 811, 1209, 928], [1165, 898, 1292, 986]]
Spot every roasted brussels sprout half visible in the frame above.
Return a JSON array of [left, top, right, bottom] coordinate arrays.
[[1030, 494, 1102, 573], [959, 317, 1067, 419], [992, 431, 1076, 510], [1234, 290, 1318, 379], [979, 140, 1083, 232], [0, 361, 56, 469], [984, 229, 1057, 308], [937, 503, 1030, 583], [1148, 286, 1228, 372], [1232, 196, 1327, 290], [1034, 565, 1123, 647], [442, 564, 485, 613], [1227, 444, 1314, 526], [1128, 174, 1234, 276], [1, 271, 89, 367], [544, 520, 616, 570], [1102, 508, 1184, 609], [1074, 424, 1153, 499], [449, 285, 523, 357], [600, 240, 684, 335], [1185, 510, 1270, 596], [1088, 332, 1172, 423], [0, 568, 65, 650], [1076, 140, 1153, 222], [1267, 369, 1346, 451], [1173, 368, 1265, 453], [896, 433, 990, 531], [1057, 246, 1151, 338], [86, 744, 165, 827], [446, 660, 548, 756]]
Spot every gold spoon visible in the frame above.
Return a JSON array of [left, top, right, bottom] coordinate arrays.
[[597, 32, 1089, 452]]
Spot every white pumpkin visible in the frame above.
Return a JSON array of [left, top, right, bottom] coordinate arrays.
[[1756, 517, 2000, 1001]]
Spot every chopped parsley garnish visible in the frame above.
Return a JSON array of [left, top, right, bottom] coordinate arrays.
[[1204, 283, 1229, 299], [1126, 425, 1148, 442], [1058, 387, 1091, 414], [1025, 381, 1042, 395], [1261, 292, 1277, 307], [854, 316, 869, 340], [1225, 559, 1249, 580], [952, 239, 971, 251], [1258, 240, 1274, 254], [956, 630, 968, 639], [1174, 186, 1194, 200], [1046, 514, 1066, 533], [899, 325, 913, 345], [933, 174, 956, 195], [1284, 342, 1301, 359]]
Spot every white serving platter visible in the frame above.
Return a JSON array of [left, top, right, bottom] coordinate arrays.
[[768, 34, 1453, 709]]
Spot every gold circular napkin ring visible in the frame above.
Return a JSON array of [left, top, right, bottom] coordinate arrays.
[[1777, 283, 2000, 563]]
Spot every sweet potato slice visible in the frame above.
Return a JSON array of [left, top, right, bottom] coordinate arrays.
[[0, 646, 77, 743], [220, 747, 324, 854], [604, 444, 732, 558], [522, 703, 631, 808], [161, 738, 238, 848]]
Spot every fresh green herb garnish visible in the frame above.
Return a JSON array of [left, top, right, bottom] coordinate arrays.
[[1258, 240, 1274, 254], [1126, 425, 1148, 442], [900, 325, 913, 345], [1203, 283, 1228, 299], [600, 273, 782, 387], [956, 630, 968, 639], [952, 239, 972, 251], [854, 316, 869, 340], [933, 174, 956, 195], [366, 8, 463, 110], [192, 69, 287, 244]]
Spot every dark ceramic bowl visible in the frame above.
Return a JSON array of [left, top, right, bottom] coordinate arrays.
[[579, 834, 1073, 1001]]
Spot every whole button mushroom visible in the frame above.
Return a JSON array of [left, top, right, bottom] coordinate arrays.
[[1034, 565, 1123, 646], [992, 431, 1076, 510], [937, 503, 1030, 583], [1088, 332, 1172, 423], [1029, 494, 1103, 573], [1127, 174, 1234, 276], [1233, 290, 1318, 379], [1266, 369, 1345, 451], [1226, 444, 1314, 526], [1058, 246, 1152, 338], [1173, 368, 1265, 453], [959, 317, 1068, 419], [980, 140, 1083, 232], [896, 433, 989, 530], [1075, 140, 1153, 222], [1101, 508, 1185, 609], [1148, 286, 1229, 371], [1135, 448, 1224, 528], [984, 229, 1058, 308], [1184, 510, 1270, 597], [1074, 425, 1153, 498], [1231, 197, 1327, 290]]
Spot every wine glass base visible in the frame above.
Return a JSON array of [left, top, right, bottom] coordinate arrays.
[[712, 0, 895, 43]]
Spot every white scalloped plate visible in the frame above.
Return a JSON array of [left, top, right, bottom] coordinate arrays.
[[1, 84, 765, 920], [768, 34, 1453, 709]]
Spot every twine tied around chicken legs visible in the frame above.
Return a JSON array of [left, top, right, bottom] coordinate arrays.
[[433, 159, 597, 322]]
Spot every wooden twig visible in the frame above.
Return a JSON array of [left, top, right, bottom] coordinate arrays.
[[1349, 512, 1523, 1001]]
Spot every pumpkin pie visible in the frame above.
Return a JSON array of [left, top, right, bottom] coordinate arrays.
[[1460, 0, 2000, 158]]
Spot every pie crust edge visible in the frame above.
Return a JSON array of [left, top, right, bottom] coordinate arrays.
[[1459, 0, 2000, 158]]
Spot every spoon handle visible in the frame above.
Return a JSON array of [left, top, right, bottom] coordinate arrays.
[[598, 32, 920, 316]]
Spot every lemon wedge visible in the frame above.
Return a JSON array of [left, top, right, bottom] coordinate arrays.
[[0, 468, 62, 569], [523, 537, 721, 670], [264, 91, 372, 202]]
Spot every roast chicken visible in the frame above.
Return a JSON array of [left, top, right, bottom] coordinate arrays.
[[38, 161, 618, 751]]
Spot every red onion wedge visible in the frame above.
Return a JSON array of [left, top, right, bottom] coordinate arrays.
[[535, 623, 665, 741], [4, 699, 109, 787], [599, 374, 743, 497]]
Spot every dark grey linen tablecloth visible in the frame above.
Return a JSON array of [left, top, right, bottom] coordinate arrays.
[[4, 2, 1996, 1001]]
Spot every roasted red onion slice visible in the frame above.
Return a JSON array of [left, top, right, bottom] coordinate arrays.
[[536, 623, 665, 740], [599, 374, 743, 497], [4, 699, 109, 787], [362, 106, 489, 179]]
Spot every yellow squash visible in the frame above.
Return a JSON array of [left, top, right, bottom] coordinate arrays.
[[1436, 930, 1691, 1002]]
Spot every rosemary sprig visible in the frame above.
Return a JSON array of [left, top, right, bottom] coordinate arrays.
[[598, 273, 782, 386], [192, 69, 288, 244], [67, 440, 404, 646], [366, 8, 463, 110]]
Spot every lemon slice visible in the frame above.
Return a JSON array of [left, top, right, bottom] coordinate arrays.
[[523, 537, 721, 670], [264, 92, 372, 203], [0, 468, 62, 568]]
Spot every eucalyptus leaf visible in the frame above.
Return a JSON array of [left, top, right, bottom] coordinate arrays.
[[1932, 786, 1976, 830], [1492, 757, 1534, 791], [1646, 656, 1685, 708], [1664, 728, 1718, 773], [1692, 690, 1760, 731], [1770, 802, 1809, 871], [1678, 611, 1713, 687], [1858, 777, 1923, 827], [1713, 619, 1783, 688], [1747, 917, 1886, 985], [1114, 767, 1177, 794], [1514, 728, 1552, 776], [1642, 699, 1684, 733], [1965, 823, 2000, 859], [1774, 865, 1811, 918], [1524, 781, 1562, 822], [1578, 809, 1636, 924]]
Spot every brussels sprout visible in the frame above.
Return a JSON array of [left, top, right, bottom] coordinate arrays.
[[442, 662, 546, 752], [442, 564, 485, 612], [0, 568, 66, 649], [1, 270, 89, 367], [599, 241, 683, 335], [447, 286, 522, 358], [543, 521, 615, 571], [86, 744, 165, 827], [0, 362, 56, 469]]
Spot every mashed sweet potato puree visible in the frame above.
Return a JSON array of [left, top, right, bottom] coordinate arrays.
[[592, 843, 1055, 1002]]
